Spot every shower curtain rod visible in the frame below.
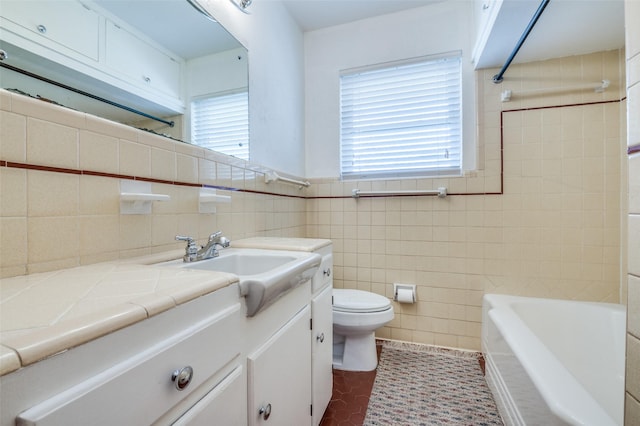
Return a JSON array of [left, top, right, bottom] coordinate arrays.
[[0, 61, 175, 127], [492, 0, 550, 84]]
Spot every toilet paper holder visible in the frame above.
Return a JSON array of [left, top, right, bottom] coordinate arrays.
[[393, 283, 416, 303]]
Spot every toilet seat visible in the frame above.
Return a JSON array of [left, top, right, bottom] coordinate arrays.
[[333, 289, 391, 313]]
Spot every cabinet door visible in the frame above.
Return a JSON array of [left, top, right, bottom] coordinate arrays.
[[105, 20, 181, 99], [1, 0, 100, 61], [311, 285, 333, 426], [172, 366, 244, 426], [248, 306, 311, 426]]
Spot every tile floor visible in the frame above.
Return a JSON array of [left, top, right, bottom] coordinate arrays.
[[319, 342, 487, 426], [319, 367, 377, 426], [319, 343, 382, 426]]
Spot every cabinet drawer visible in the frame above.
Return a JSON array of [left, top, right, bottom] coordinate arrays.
[[311, 254, 332, 293], [16, 303, 242, 426], [1, 0, 100, 61]]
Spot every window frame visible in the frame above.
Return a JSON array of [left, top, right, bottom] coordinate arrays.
[[339, 52, 464, 181]]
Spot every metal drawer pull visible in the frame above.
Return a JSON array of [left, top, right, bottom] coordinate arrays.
[[317, 333, 325, 343], [37, 25, 47, 34], [171, 366, 194, 391], [323, 268, 331, 277], [259, 403, 272, 420]]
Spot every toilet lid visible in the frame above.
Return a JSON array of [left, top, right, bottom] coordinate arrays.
[[333, 289, 391, 313]]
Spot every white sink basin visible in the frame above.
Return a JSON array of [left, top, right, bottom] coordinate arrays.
[[158, 248, 321, 316], [178, 252, 299, 275]]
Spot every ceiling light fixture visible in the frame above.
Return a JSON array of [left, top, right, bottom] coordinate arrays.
[[230, 0, 252, 13]]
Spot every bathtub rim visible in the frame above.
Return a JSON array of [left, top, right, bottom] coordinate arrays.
[[482, 294, 625, 426]]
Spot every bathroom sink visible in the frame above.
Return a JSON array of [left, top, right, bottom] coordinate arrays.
[[158, 248, 321, 316], [174, 251, 299, 275]]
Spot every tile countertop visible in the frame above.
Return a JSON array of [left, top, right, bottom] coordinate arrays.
[[0, 238, 332, 377], [0, 253, 238, 377]]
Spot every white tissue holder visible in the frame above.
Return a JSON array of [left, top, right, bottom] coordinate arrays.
[[393, 283, 416, 303]]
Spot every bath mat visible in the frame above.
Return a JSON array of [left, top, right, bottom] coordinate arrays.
[[364, 341, 503, 426]]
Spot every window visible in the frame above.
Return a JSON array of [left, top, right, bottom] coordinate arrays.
[[191, 90, 249, 160], [340, 53, 462, 179]]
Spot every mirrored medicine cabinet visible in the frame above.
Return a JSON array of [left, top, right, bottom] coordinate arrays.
[[0, 0, 248, 149]]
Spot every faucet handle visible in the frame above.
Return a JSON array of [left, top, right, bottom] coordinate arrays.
[[176, 235, 195, 244], [176, 235, 198, 255], [176, 236, 199, 262], [208, 231, 222, 241]]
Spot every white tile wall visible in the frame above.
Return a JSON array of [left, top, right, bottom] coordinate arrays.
[[307, 51, 625, 350], [627, 0, 640, 423], [0, 89, 307, 277], [0, 50, 628, 356]]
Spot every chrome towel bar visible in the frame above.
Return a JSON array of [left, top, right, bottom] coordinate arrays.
[[265, 171, 310, 189], [352, 187, 447, 198]]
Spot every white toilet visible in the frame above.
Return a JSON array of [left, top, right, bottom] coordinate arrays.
[[332, 289, 395, 371]]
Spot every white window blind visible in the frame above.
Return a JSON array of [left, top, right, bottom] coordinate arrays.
[[340, 54, 462, 179], [191, 90, 249, 160]]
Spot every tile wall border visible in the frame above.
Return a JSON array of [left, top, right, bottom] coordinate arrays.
[[0, 160, 303, 199], [1, 98, 625, 200]]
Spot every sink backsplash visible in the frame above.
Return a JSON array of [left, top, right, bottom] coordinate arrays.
[[0, 89, 307, 278]]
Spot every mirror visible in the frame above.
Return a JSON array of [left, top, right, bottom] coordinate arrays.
[[0, 0, 248, 145]]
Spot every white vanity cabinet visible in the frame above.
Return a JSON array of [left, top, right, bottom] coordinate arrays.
[[1, 284, 245, 426], [1, 240, 334, 426], [235, 239, 334, 426]]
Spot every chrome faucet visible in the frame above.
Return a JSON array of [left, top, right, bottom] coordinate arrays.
[[175, 231, 230, 263]]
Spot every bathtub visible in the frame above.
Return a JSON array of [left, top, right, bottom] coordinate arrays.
[[482, 294, 626, 426]]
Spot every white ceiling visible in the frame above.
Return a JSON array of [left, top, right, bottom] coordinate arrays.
[[281, 0, 625, 69], [280, 0, 443, 31], [94, 0, 625, 69]]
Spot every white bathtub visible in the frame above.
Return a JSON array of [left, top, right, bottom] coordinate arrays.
[[482, 294, 626, 426]]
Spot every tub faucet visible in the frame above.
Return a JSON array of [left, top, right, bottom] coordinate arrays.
[[175, 231, 230, 263]]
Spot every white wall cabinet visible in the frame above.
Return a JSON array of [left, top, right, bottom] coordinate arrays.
[[105, 20, 182, 100], [0, 0, 100, 62], [0, 0, 184, 113]]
